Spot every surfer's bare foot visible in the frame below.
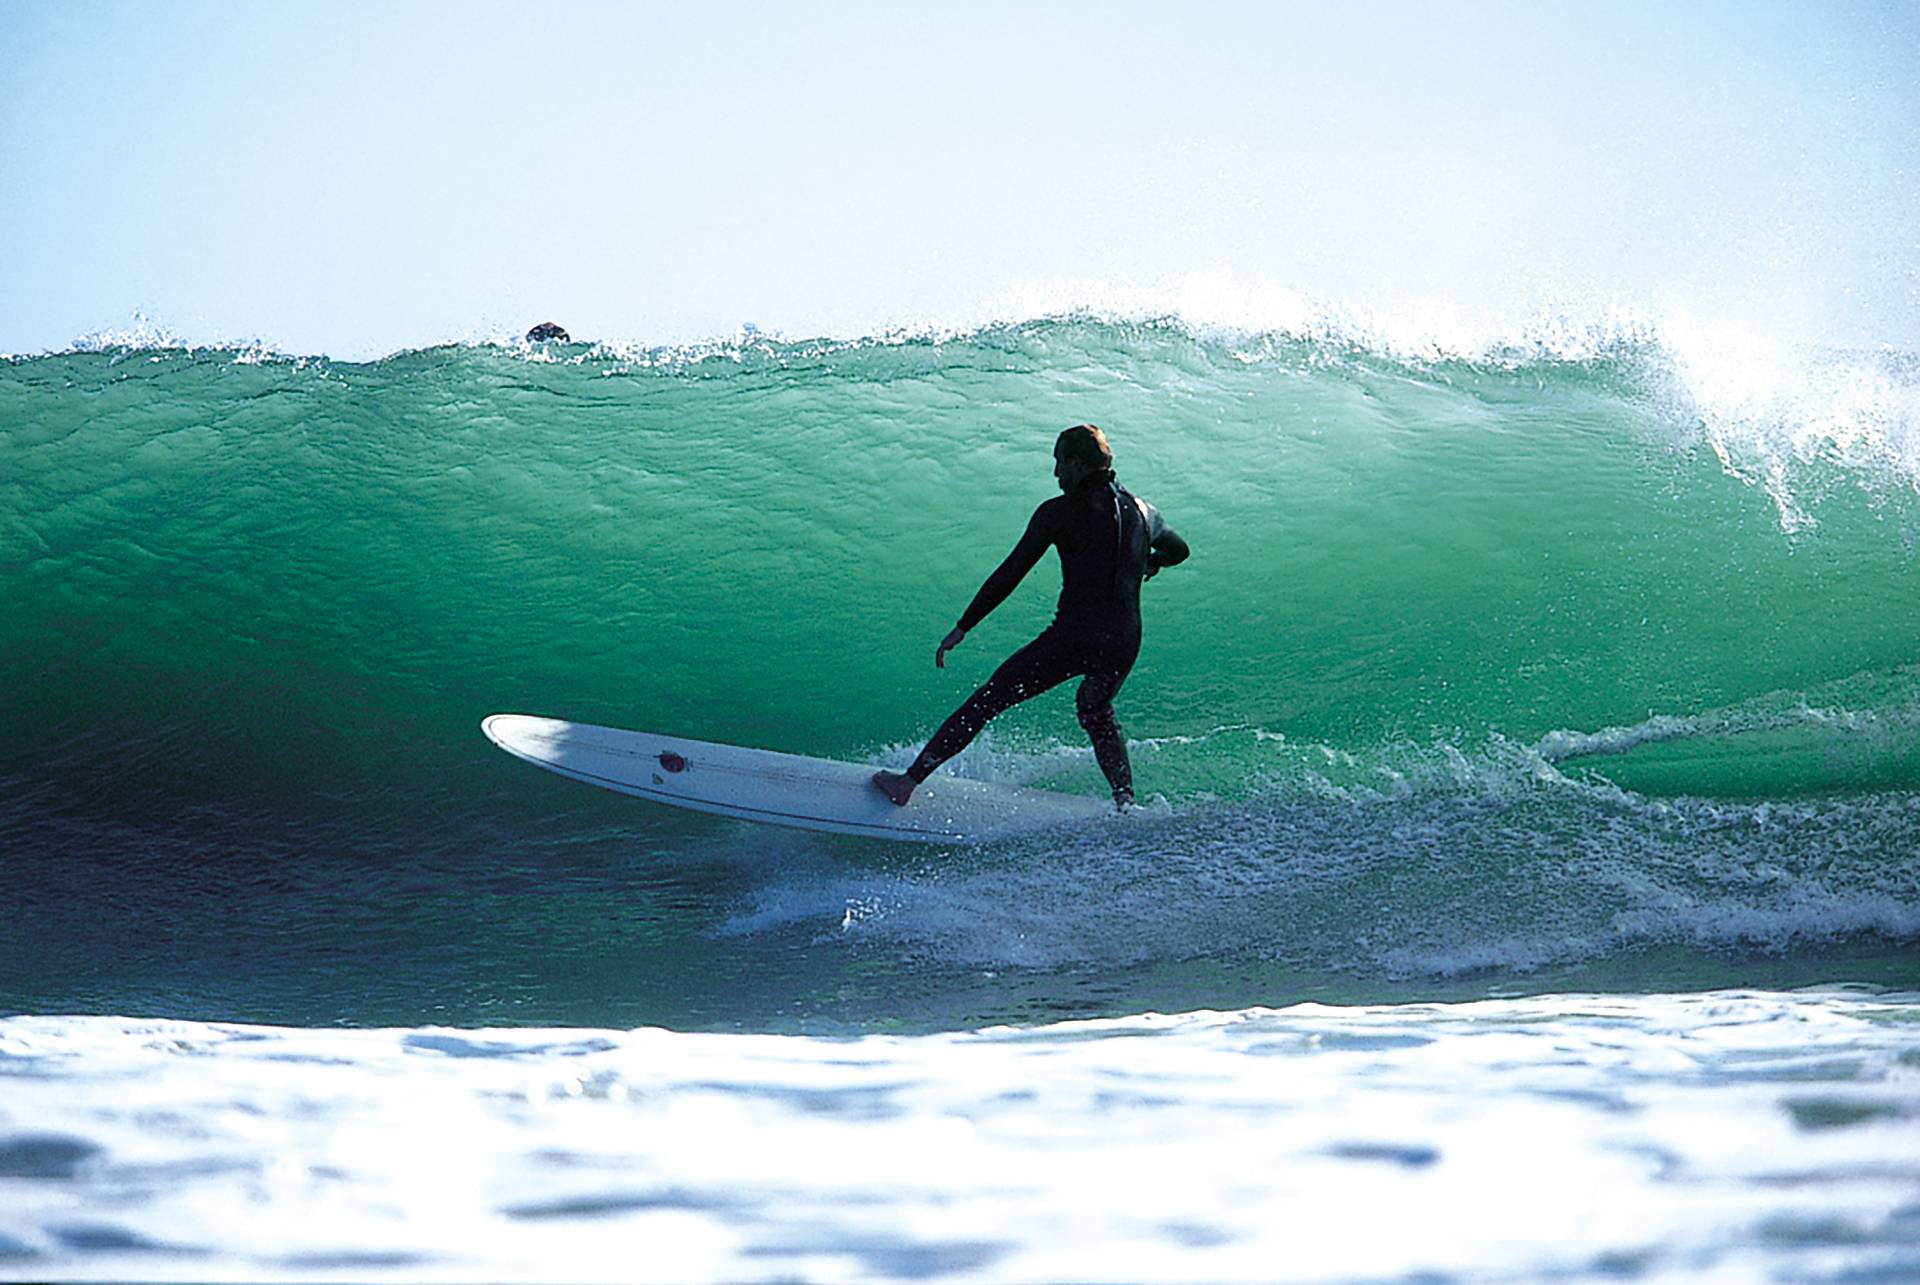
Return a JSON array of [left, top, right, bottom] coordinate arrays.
[[872, 769, 917, 807], [1113, 789, 1135, 814]]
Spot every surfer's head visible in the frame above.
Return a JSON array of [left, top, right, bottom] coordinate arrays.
[[1054, 424, 1113, 492]]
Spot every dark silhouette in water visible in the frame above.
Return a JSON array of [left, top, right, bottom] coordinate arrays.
[[526, 322, 570, 343], [875, 424, 1189, 811]]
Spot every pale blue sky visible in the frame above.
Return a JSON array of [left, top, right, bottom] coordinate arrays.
[[3, 0, 1916, 357]]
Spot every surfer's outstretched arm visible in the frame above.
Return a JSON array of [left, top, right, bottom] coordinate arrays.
[[879, 507, 1053, 800], [951, 502, 1058, 636]]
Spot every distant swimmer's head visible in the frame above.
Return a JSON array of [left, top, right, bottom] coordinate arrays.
[[525, 322, 570, 343], [1054, 423, 1114, 492]]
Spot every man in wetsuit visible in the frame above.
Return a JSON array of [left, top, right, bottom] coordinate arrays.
[[873, 424, 1190, 811]]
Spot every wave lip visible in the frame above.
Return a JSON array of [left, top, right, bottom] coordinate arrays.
[[19, 300, 1920, 523]]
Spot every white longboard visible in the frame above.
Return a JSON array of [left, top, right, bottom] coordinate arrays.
[[482, 714, 1109, 844]]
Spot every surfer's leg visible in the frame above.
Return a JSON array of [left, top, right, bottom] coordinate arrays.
[[1075, 664, 1133, 808], [889, 635, 1078, 797]]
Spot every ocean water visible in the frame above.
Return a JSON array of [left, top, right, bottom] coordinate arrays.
[[4, 318, 1918, 1280]]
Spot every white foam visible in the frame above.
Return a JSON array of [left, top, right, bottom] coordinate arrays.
[[1, 992, 1914, 1281]]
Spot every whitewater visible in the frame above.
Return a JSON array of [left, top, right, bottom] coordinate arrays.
[[4, 315, 1918, 1280]]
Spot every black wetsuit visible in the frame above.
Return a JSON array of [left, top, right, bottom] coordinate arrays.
[[904, 469, 1190, 802]]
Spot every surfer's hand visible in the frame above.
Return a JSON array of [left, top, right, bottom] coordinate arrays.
[[1144, 557, 1160, 581], [935, 627, 966, 668]]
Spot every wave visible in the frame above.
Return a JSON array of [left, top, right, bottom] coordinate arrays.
[[7, 317, 1919, 796], [5, 316, 1918, 1022]]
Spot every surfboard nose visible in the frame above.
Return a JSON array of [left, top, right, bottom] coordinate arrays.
[[481, 713, 521, 746], [482, 713, 564, 751]]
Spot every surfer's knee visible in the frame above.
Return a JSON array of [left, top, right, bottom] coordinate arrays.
[[1076, 699, 1118, 737]]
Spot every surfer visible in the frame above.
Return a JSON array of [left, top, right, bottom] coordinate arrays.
[[874, 424, 1189, 811]]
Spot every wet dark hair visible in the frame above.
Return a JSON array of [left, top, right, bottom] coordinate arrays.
[[1054, 423, 1113, 471]]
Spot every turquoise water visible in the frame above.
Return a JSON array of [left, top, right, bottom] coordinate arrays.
[[5, 320, 1920, 1279], [4, 321, 1916, 1029]]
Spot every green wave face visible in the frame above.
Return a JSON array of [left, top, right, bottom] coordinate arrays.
[[6, 323, 1919, 1025], [8, 323, 1918, 802]]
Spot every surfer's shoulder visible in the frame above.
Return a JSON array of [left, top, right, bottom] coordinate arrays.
[[1029, 494, 1070, 535]]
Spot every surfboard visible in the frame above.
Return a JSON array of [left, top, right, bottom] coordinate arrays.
[[482, 714, 1110, 843]]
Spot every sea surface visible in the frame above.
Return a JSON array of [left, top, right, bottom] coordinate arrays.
[[3, 319, 1918, 1280]]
